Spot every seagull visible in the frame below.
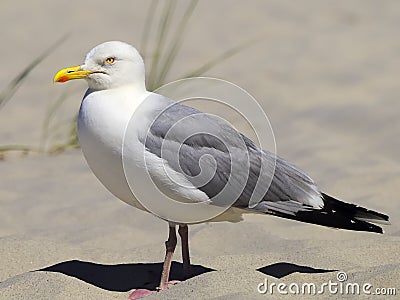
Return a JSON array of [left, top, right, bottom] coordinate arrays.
[[54, 41, 389, 299]]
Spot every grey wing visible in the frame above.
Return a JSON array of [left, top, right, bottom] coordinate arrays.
[[140, 94, 323, 214]]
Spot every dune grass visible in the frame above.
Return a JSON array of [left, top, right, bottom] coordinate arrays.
[[0, 0, 257, 157], [0, 35, 69, 156]]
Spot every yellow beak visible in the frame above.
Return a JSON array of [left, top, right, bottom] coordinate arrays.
[[53, 65, 92, 83]]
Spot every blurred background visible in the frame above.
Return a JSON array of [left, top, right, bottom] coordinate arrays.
[[1, 0, 399, 259], [2, 0, 399, 197], [0, 1, 399, 298]]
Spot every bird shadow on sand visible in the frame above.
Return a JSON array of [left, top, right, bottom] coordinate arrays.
[[257, 262, 337, 279], [38, 260, 215, 292]]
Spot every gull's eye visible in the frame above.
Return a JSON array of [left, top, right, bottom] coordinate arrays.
[[105, 57, 115, 65]]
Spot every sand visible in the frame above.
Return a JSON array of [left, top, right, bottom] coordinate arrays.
[[0, 0, 399, 299]]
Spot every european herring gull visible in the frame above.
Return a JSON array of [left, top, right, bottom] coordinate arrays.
[[54, 41, 389, 299]]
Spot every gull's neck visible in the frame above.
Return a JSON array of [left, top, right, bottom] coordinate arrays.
[[84, 82, 149, 111], [86, 80, 146, 95]]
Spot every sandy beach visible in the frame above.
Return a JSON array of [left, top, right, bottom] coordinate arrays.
[[1, 1, 399, 299]]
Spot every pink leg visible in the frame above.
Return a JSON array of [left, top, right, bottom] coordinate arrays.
[[129, 226, 178, 299], [178, 225, 191, 279], [128, 289, 156, 299], [159, 225, 177, 290]]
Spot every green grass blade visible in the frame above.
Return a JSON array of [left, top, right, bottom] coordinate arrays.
[[40, 89, 70, 152], [147, 0, 177, 91], [140, 0, 159, 58], [47, 116, 79, 154], [0, 34, 69, 110], [0, 145, 38, 153], [155, 0, 199, 88], [182, 37, 260, 79]]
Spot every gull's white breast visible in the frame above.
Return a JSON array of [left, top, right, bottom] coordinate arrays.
[[77, 86, 148, 210], [77, 87, 245, 223]]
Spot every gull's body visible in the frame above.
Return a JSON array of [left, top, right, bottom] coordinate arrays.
[[54, 41, 389, 299], [78, 85, 148, 210]]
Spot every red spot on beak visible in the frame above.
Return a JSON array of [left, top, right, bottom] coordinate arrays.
[[58, 76, 69, 83]]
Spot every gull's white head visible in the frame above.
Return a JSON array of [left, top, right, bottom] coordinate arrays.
[[54, 41, 146, 91]]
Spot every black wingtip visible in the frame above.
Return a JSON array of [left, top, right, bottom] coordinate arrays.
[[321, 193, 390, 223], [269, 193, 389, 234], [317, 193, 389, 234]]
